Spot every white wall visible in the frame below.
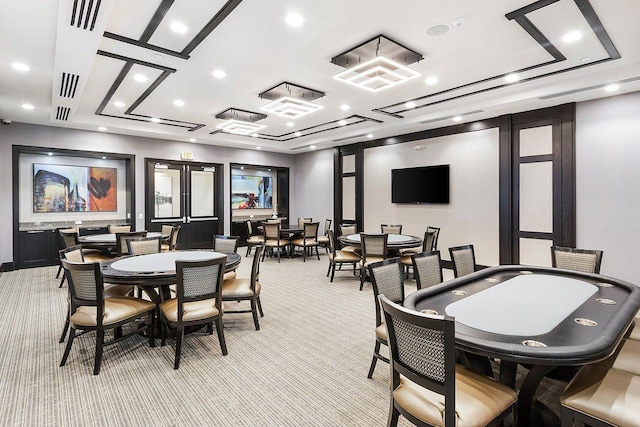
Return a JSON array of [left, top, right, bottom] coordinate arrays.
[[0, 123, 294, 264], [292, 148, 334, 229], [363, 128, 500, 266], [576, 91, 640, 283]]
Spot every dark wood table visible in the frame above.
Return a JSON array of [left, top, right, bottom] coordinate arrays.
[[403, 265, 640, 427]]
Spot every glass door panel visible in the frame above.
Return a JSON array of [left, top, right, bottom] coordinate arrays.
[[189, 168, 215, 218], [152, 165, 183, 221]]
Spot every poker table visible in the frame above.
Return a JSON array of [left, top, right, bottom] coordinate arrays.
[[338, 233, 422, 250], [403, 265, 640, 427]]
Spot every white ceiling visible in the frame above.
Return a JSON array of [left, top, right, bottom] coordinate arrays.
[[1, 0, 639, 153]]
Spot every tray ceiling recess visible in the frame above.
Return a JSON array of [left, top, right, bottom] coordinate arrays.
[[331, 35, 423, 92], [214, 108, 267, 136], [259, 82, 326, 119]]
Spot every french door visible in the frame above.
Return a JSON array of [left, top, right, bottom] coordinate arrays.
[[145, 159, 223, 249]]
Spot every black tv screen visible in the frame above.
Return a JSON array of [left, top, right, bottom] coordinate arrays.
[[391, 165, 450, 204]]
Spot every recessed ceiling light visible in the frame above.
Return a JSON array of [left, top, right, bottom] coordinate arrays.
[[212, 69, 226, 79], [286, 122, 294, 127], [12, 62, 29, 72], [425, 76, 439, 85], [113, 101, 125, 108], [98, 127, 107, 131], [285, 12, 304, 27], [170, 21, 188, 34], [240, 166, 244, 170], [338, 120, 347, 126], [134, 74, 148, 83], [452, 116, 462, 122], [366, 134, 374, 139], [424, 23, 450, 37], [189, 138, 196, 142], [256, 146, 262, 150], [47, 152, 53, 156], [504, 73, 519, 83], [294, 132, 302, 136], [252, 133, 259, 137], [604, 83, 620, 92], [150, 117, 160, 123], [405, 101, 416, 109], [580, 57, 592, 63], [562, 30, 582, 43], [340, 104, 350, 111], [174, 100, 185, 107], [22, 103, 34, 110], [309, 145, 316, 150], [102, 156, 107, 160]]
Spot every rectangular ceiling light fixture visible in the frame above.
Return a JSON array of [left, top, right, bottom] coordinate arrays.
[[332, 35, 422, 92], [261, 96, 324, 119], [216, 120, 266, 135]]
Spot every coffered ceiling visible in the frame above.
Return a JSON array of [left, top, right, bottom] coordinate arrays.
[[1, 0, 639, 153]]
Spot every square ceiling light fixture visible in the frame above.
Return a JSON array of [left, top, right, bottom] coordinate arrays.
[[331, 35, 423, 92], [215, 108, 267, 135], [259, 82, 325, 119]]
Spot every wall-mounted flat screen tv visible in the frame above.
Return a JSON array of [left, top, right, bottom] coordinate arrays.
[[391, 165, 450, 204]]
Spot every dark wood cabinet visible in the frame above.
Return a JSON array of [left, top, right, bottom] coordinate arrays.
[[18, 230, 58, 269]]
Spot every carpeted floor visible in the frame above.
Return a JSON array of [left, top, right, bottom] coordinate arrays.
[[0, 251, 566, 426]]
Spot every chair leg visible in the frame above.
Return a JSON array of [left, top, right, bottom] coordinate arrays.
[[387, 402, 400, 427], [59, 274, 66, 288], [174, 326, 184, 369], [94, 329, 105, 375], [256, 296, 264, 317], [251, 299, 260, 331], [56, 264, 62, 278], [245, 243, 251, 257], [60, 326, 76, 367], [59, 305, 70, 343], [330, 263, 336, 282], [216, 317, 228, 355], [261, 247, 267, 262], [360, 267, 365, 291], [326, 262, 332, 277], [148, 312, 155, 348], [367, 341, 381, 378]]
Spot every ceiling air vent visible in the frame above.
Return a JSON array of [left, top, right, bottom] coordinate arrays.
[[59, 72, 80, 98], [70, 0, 103, 31], [55, 106, 72, 121]]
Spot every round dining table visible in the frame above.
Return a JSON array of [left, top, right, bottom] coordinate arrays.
[[78, 231, 165, 245], [338, 233, 422, 250], [101, 250, 241, 304]]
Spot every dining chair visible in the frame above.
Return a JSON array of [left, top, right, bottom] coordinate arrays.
[[379, 295, 517, 427], [161, 225, 181, 252], [56, 227, 78, 287], [108, 224, 131, 234], [291, 222, 320, 262], [366, 258, 404, 379], [126, 236, 162, 255], [214, 235, 241, 281], [449, 244, 477, 278], [316, 218, 332, 253], [58, 245, 134, 343], [221, 246, 264, 330], [159, 256, 228, 369], [400, 227, 439, 277], [297, 217, 312, 226], [359, 233, 388, 290], [551, 246, 603, 274], [60, 259, 155, 375], [326, 230, 360, 282], [262, 222, 289, 262], [115, 231, 147, 256], [411, 250, 443, 290], [338, 223, 359, 255], [245, 220, 265, 257], [381, 224, 402, 234]]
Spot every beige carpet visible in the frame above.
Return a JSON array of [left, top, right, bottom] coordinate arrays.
[[0, 252, 565, 426]]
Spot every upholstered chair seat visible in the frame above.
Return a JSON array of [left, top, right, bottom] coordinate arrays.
[[160, 298, 220, 323], [393, 368, 518, 427], [374, 323, 387, 342], [223, 271, 237, 281], [328, 251, 361, 264], [71, 296, 154, 326], [222, 278, 262, 299], [326, 230, 360, 282], [561, 364, 640, 426]]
